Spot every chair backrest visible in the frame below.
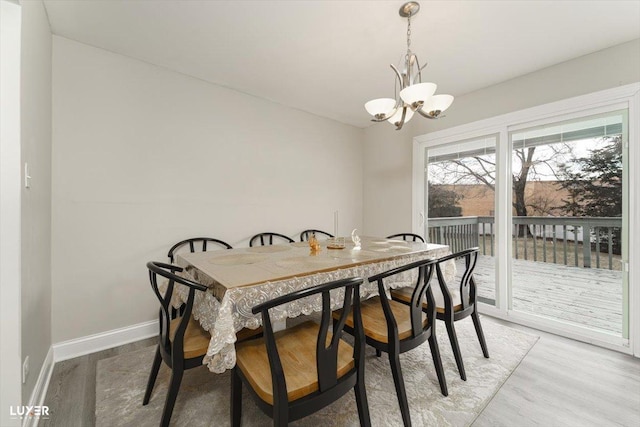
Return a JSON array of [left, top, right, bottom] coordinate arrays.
[[435, 247, 479, 311], [249, 232, 295, 247], [147, 261, 208, 355], [386, 233, 425, 243], [167, 237, 232, 263], [369, 258, 437, 340], [299, 229, 334, 242], [251, 277, 365, 401]]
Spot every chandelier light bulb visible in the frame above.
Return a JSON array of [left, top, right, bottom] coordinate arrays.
[[399, 82, 437, 108], [422, 94, 454, 117], [387, 106, 414, 126], [364, 98, 397, 119]]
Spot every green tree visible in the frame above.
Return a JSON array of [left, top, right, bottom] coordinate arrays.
[[559, 136, 622, 253], [428, 183, 462, 217]]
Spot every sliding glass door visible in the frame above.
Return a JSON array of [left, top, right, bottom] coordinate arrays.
[[508, 110, 629, 338], [416, 90, 636, 351]]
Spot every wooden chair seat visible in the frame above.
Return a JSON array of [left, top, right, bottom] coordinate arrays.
[[169, 316, 210, 359], [334, 296, 427, 343], [391, 286, 463, 313], [235, 321, 355, 405]]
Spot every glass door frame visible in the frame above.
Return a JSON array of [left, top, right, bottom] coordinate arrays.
[[507, 107, 629, 338], [412, 83, 640, 357]]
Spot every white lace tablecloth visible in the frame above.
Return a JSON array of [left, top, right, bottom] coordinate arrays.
[[171, 244, 453, 373]]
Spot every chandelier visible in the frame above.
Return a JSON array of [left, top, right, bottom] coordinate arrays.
[[365, 2, 453, 130]]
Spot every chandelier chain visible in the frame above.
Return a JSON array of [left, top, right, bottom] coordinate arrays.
[[406, 15, 412, 53]]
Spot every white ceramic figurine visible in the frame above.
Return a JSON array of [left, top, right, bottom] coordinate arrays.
[[351, 228, 361, 250]]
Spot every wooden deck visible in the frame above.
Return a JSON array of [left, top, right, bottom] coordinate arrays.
[[460, 255, 623, 335]]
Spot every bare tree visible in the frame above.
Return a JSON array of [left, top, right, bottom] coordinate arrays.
[[429, 143, 574, 236]]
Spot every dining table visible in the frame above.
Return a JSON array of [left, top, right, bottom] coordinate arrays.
[[172, 236, 453, 373]]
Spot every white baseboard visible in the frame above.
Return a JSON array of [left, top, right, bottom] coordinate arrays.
[[52, 320, 157, 362], [22, 346, 54, 427], [18, 321, 156, 426]]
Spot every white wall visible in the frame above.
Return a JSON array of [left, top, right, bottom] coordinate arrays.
[[1, 1, 23, 424], [20, 0, 53, 404], [362, 124, 415, 236], [51, 36, 364, 343], [363, 39, 640, 235]]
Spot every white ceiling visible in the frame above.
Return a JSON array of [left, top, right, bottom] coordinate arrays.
[[42, 0, 640, 128]]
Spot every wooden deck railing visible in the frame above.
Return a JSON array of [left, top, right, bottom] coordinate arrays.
[[427, 216, 622, 270]]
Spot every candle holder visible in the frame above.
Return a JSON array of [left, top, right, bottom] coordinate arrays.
[[327, 237, 345, 250]]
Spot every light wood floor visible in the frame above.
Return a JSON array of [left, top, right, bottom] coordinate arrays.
[[41, 317, 640, 426], [472, 318, 639, 427], [41, 337, 156, 427]]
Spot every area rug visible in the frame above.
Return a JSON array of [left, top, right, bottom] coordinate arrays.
[[96, 317, 538, 427]]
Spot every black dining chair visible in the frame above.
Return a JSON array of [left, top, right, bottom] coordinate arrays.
[[232, 277, 370, 427], [249, 232, 295, 247], [299, 229, 334, 242], [143, 261, 210, 427], [386, 233, 425, 243], [335, 258, 447, 427], [167, 237, 233, 263], [391, 247, 488, 381], [434, 248, 488, 380]]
